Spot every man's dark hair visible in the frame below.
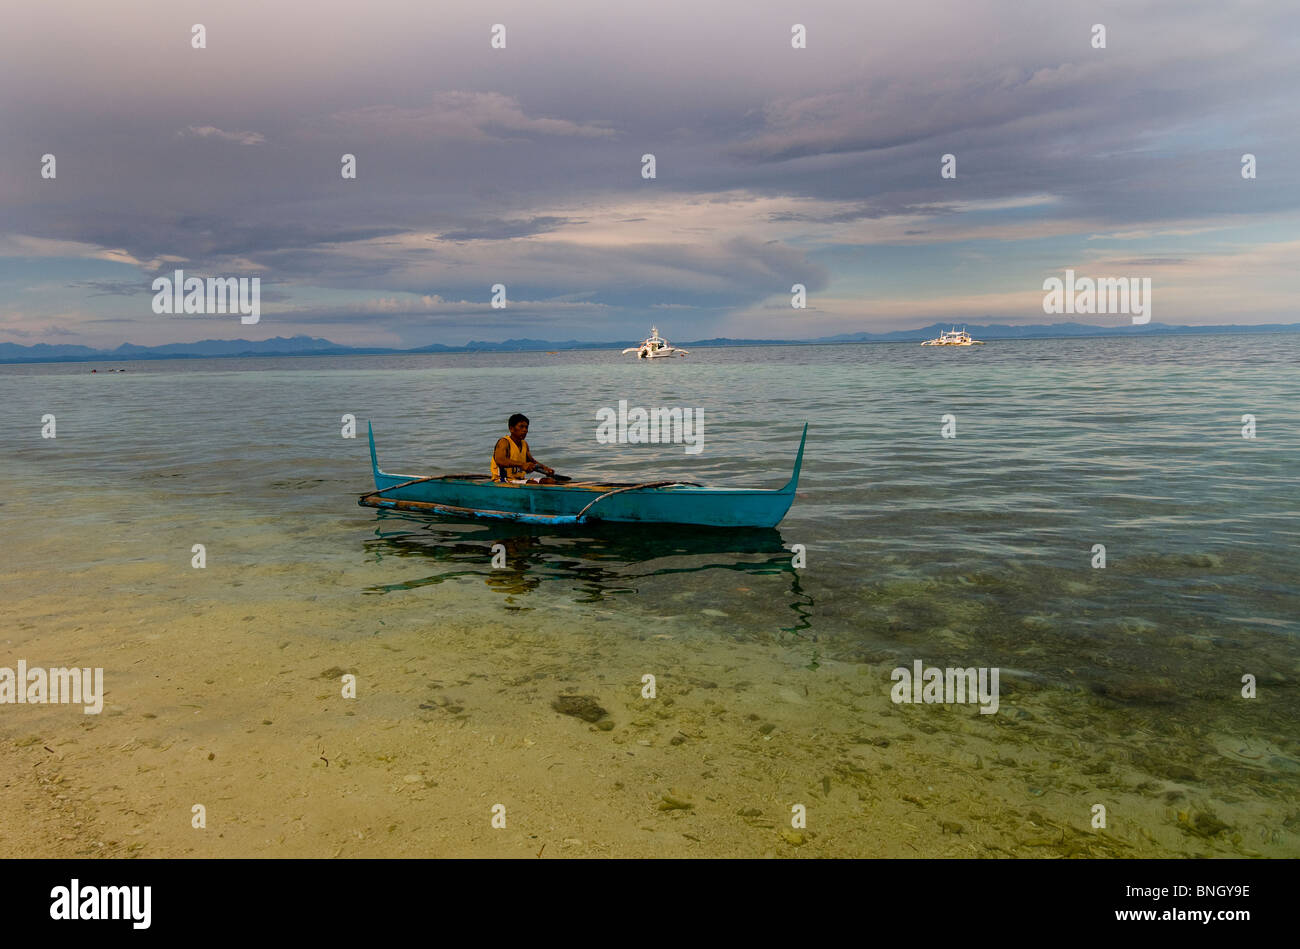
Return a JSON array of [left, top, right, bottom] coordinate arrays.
[[508, 413, 529, 428]]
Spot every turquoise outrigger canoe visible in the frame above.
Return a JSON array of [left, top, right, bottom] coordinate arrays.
[[359, 422, 807, 528]]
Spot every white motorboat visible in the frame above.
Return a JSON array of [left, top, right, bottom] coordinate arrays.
[[921, 326, 984, 346], [622, 326, 689, 359]]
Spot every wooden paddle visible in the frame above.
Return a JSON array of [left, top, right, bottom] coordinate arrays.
[[526, 464, 571, 484], [494, 467, 571, 484]]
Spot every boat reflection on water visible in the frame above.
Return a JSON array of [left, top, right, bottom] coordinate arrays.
[[362, 510, 813, 634]]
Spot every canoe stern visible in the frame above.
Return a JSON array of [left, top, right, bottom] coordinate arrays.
[[779, 422, 808, 494], [367, 420, 381, 487]]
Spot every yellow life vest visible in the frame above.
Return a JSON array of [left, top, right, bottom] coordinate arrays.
[[491, 437, 529, 482]]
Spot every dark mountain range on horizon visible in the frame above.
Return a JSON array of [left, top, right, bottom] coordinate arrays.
[[1, 322, 1297, 363]]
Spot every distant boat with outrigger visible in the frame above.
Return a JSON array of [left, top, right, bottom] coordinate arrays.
[[921, 326, 985, 346], [622, 326, 688, 359], [358, 422, 806, 528]]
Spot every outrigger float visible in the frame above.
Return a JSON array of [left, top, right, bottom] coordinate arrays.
[[358, 422, 806, 528]]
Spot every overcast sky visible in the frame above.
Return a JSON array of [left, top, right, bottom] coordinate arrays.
[[1, 0, 1297, 347]]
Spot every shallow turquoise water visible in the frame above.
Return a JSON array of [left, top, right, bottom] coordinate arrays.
[[2, 335, 1297, 787]]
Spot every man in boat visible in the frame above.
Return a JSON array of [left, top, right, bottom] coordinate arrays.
[[492, 414, 558, 484]]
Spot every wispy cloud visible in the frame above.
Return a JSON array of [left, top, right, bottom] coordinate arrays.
[[326, 92, 616, 144], [179, 125, 266, 146]]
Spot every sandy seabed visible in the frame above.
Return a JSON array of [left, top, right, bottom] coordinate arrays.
[[2, 552, 1295, 859]]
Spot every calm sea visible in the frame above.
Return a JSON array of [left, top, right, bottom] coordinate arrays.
[[2, 334, 1297, 855]]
